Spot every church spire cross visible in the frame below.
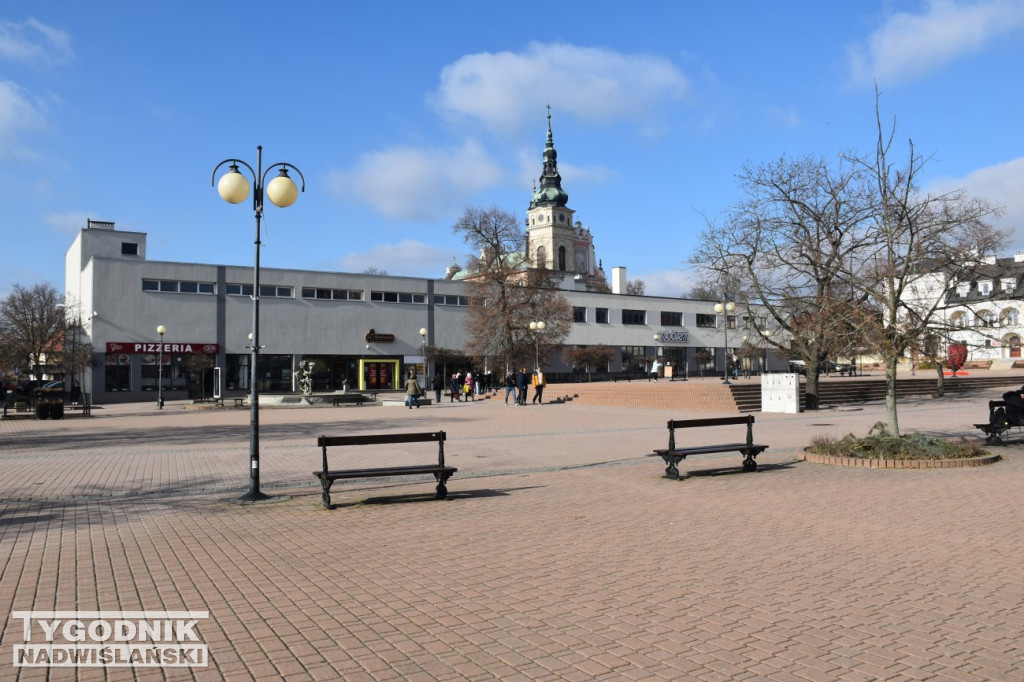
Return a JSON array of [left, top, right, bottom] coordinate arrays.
[[532, 106, 568, 208]]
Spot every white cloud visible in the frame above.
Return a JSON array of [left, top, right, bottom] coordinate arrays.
[[631, 268, 702, 298], [43, 210, 92, 235], [326, 140, 505, 221], [333, 240, 456, 278], [0, 79, 46, 140], [430, 42, 690, 134], [927, 157, 1024, 247], [764, 105, 802, 129], [848, 0, 1024, 85], [0, 17, 73, 66]]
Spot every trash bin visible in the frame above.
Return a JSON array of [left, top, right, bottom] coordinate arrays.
[[50, 398, 64, 420], [35, 398, 50, 420]]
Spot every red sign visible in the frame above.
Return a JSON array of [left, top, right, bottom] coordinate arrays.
[[106, 342, 219, 354]]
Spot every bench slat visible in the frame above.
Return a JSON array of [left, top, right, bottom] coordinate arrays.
[[318, 432, 443, 447], [653, 444, 768, 456], [667, 416, 752, 429], [315, 465, 456, 479]]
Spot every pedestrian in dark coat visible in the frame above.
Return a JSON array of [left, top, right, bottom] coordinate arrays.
[[516, 367, 528, 405], [432, 373, 444, 404]]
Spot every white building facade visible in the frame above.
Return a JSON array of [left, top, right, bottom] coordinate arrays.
[[62, 118, 783, 403]]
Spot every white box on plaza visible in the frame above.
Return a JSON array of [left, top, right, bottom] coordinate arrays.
[[762, 373, 800, 413]]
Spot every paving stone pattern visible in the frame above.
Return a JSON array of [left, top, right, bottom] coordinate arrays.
[[1, 385, 1023, 680]]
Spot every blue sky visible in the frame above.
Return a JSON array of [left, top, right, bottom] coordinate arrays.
[[3, 1, 1024, 299]]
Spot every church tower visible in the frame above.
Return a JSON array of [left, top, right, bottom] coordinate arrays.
[[526, 110, 602, 284]]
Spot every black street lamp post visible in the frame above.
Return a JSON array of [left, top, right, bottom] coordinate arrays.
[[212, 146, 305, 502]]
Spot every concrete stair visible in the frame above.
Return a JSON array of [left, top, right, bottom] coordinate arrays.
[[728, 374, 1024, 412], [547, 374, 1024, 414]]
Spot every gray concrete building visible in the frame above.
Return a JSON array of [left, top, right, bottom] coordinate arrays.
[[63, 119, 781, 403], [64, 220, 780, 403]]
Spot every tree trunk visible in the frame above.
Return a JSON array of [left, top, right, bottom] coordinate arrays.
[[934, 363, 945, 397], [804, 367, 820, 410], [885, 360, 900, 436]]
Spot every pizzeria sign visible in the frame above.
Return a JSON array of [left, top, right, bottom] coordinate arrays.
[[106, 342, 219, 355]]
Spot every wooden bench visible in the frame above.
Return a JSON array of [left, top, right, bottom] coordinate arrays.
[[650, 415, 769, 478], [314, 431, 457, 509]]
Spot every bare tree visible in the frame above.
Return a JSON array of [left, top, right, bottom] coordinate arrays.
[[362, 266, 389, 276], [453, 206, 571, 371], [0, 284, 68, 391], [626, 279, 646, 296], [692, 153, 876, 408], [844, 92, 1004, 434], [185, 353, 216, 398], [563, 344, 615, 381]]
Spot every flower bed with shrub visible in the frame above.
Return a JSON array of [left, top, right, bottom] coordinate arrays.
[[801, 422, 999, 469]]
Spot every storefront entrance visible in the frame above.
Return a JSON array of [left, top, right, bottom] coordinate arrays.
[[360, 360, 400, 390]]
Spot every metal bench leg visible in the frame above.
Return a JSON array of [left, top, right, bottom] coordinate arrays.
[[660, 455, 682, 480], [434, 473, 451, 500], [320, 479, 334, 510], [741, 450, 758, 472]]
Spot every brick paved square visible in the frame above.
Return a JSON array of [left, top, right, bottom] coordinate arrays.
[[2, 389, 1023, 679]]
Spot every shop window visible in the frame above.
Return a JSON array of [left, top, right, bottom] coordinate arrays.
[[104, 354, 131, 392]]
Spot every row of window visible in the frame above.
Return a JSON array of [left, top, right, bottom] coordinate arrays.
[[144, 280, 464, 305], [142, 280, 758, 326], [142, 279, 216, 294], [572, 307, 750, 328], [954, 278, 1017, 297], [951, 309, 1021, 328]]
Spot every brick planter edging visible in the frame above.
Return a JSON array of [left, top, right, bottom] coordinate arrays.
[[798, 451, 1002, 468]]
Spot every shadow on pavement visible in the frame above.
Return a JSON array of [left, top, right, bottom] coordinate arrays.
[[332, 486, 540, 508], [681, 461, 798, 478]]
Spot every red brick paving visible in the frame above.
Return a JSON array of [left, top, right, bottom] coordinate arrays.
[[1, 383, 1023, 680]]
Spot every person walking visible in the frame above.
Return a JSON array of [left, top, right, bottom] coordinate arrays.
[[449, 372, 460, 402], [531, 367, 546, 404], [516, 367, 528, 405], [650, 358, 661, 383], [405, 372, 421, 409], [504, 371, 516, 405], [464, 372, 475, 401], [431, 373, 444, 404]]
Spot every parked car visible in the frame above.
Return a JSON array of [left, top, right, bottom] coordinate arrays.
[[787, 360, 850, 375], [13, 380, 41, 396], [39, 380, 65, 395]]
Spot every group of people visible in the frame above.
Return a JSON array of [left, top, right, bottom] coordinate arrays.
[[403, 367, 548, 408], [443, 370, 494, 403], [504, 367, 546, 405]]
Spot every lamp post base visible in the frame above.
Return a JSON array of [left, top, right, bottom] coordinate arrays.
[[237, 489, 272, 502]]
